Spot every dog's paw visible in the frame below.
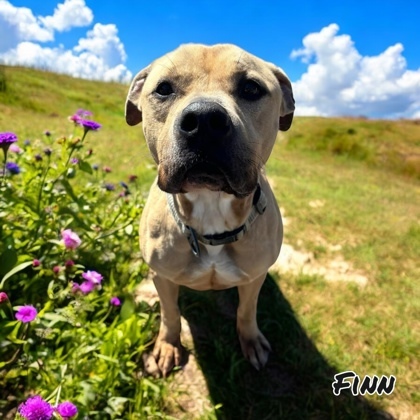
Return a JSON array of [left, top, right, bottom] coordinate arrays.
[[238, 330, 272, 370], [152, 338, 183, 377]]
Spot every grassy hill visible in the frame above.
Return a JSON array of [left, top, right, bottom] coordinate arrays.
[[0, 65, 154, 187], [1, 65, 419, 419]]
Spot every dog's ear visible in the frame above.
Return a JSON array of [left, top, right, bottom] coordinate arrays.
[[271, 66, 295, 131], [125, 66, 150, 126]]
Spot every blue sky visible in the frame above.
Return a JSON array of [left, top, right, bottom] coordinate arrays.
[[1, 0, 420, 118]]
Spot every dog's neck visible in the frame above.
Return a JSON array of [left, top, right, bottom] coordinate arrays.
[[174, 189, 255, 236]]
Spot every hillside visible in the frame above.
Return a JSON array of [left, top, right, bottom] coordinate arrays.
[[1, 65, 419, 419]]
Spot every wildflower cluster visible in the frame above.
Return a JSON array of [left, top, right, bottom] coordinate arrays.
[[17, 395, 77, 420], [0, 111, 158, 418]]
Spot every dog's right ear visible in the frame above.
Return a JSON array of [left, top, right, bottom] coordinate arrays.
[[269, 65, 295, 132], [125, 66, 150, 126]]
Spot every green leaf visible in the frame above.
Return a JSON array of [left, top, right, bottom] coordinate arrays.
[[94, 353, 119, 364], [124, 224, 134, 235], [79, 160, 93, 174], [0, 248, 17, 277], [120, 295, 136, 321], [66, 167, 76, 178], [0, 260, 33, 288], [60, 178, 79, 202]]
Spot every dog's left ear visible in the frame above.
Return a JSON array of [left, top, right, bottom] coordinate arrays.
[[271, 66, 295, 131], [125, 66, 150, 126]]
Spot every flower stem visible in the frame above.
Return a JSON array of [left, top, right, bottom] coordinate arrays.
[[1, 149, 7, 187]]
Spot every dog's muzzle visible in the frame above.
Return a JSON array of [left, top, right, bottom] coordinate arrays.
[[167, 100, 238, 193], [157, 100, 259, 197], [177, 100, 233, 145]]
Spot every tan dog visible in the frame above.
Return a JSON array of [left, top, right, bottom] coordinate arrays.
[[126, 44, 294, 377]]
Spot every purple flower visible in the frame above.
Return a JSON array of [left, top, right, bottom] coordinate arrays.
[[53, 266, 61, 274], [70, 158, 79, 165], [103, 166, 112, 173], [0, 292, 8, 303], [35, 154, 43, 162], [19, 395, 53, 420], [6, 162, 20, 174], [44, 130, 51, 137], [92, 164, 99, 171], [9, 144, 22, 153], [15, 305, 37, 323], [73, 271, 103, 294], [0, 132, 18, 146], [61, 229, 81, 250], [76, 108, 92, 117], [79, 281, 96, 294], [65, 260, 75, 268], [128, 175, 138, 182], [71, 282, 80, 293], [33, 259, 41, 267], [56, 401, 78, 418], [78, 119, 101, 132], [110, 296, 121, 306], [104, 183, 115, 191], [44, 148, 52, 156], [69, 114, 82, 124], [82, 270, 103, 285], [24, 139, 31, 146]]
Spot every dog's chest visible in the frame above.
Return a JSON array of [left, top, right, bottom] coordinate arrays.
[[186, 244, 249, 290]]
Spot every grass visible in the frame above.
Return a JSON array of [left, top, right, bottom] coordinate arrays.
[[1, 65, 419, 419]]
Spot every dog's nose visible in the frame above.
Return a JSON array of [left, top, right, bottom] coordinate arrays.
[[178, 101, 232, 142]]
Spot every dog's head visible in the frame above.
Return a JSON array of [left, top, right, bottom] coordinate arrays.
[[126, 44, 294, 197]]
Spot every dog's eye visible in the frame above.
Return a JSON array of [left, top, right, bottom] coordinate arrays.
[[240, 80, 266, 101], [155, 81, 174, 97]]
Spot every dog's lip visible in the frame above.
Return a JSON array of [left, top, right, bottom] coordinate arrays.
[[158, 160, 256, 197], [184, 162, 225, 181], [181, 162, 227, 190]]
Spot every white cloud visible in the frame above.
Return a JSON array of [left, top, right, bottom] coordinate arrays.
[[0, 1, 53, 51], [41, 0, 93, 31], [291, 24, 420, 119], [0, 0, 131, 83], [74, 23, 127, 67]]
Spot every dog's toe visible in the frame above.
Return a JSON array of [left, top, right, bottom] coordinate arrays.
[[152, 339, 183, 377], [239, 331, 272, 370]]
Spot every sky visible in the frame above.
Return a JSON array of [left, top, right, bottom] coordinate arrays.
[[1, 0, 420, 119]]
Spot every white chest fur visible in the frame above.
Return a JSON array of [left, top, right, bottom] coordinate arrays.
[[183, 190, 239, 235]]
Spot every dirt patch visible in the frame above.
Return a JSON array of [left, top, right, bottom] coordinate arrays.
[[167, 317, 212, 416], [271, 242, 368, 286], [272, 204, 368, 286]]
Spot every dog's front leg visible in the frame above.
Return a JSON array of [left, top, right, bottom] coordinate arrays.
[[152, 273, 182, 377], [237, 274, 272, 370]]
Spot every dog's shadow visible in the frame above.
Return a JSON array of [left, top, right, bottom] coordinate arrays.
[[179, 274, 393, 420]]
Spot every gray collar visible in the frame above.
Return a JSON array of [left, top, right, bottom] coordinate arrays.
[[166, 184, 267, 257]]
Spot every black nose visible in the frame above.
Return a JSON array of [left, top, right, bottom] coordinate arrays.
[[178, 101, 233, 142]]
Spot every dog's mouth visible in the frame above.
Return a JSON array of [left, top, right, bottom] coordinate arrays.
[[158, 154, 259, 197], [182, 162, 227, 190], [158, 160, 241, 195]]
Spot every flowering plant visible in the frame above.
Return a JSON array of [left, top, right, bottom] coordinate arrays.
[[0, 112, 162, 418]]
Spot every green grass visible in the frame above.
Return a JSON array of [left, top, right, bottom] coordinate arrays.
[[1, 65, 419, 419]]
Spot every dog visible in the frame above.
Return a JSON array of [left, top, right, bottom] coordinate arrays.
[[125, 43, 294, 377]]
